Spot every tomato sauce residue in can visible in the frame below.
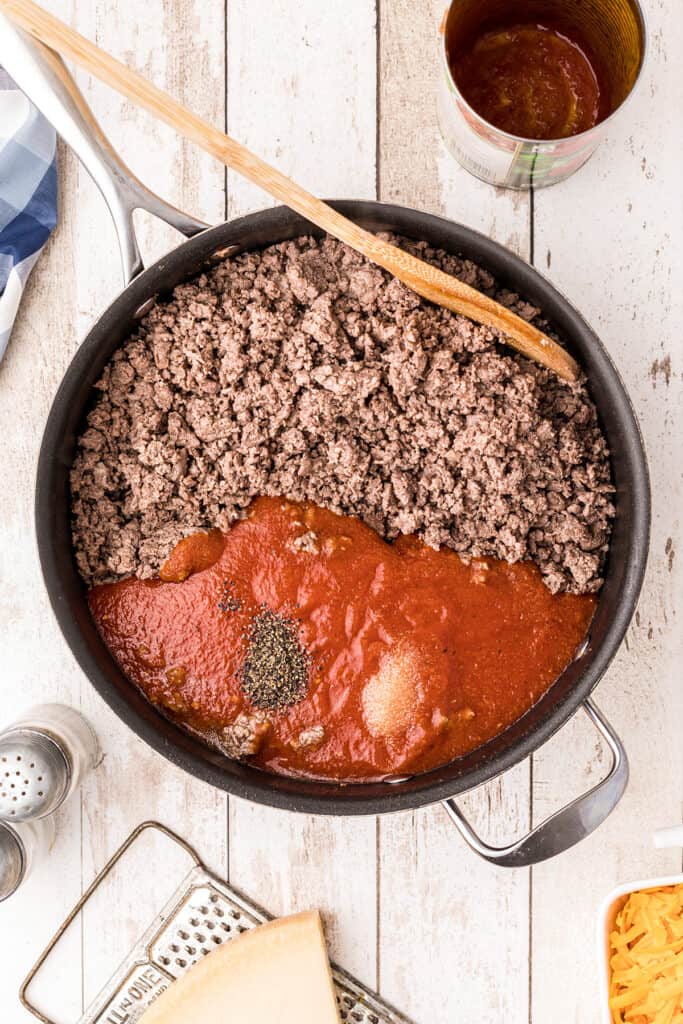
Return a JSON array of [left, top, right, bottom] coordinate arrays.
[[437, 0, 646, 189]]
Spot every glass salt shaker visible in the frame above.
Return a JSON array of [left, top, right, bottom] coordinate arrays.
[[0, 704, 99, 822], [0, 815, 56, 901]]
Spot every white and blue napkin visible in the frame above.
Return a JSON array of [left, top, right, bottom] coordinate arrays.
[[0, 67, 57, 360]]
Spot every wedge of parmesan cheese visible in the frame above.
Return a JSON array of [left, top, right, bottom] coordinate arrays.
[[141, 910, 340, 1024]]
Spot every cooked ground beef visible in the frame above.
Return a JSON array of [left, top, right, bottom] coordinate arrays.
[[71, 234, 614, 594], [220, 711, 270, 759]]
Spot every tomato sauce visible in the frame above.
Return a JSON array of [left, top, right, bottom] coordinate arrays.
[[448, 20, 608, 140], [89, 498, 596, 782]]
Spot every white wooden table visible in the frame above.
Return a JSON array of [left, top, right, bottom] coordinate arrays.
[[1, 2, 681, 1021]]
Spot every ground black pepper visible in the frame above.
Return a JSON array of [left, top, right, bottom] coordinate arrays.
[[217, 579, 241, 613], [241, 609, 310, 711]]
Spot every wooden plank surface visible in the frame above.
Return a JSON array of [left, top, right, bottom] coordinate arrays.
[[0, 1, 227, 1020], [377, 5, 531, 1021], [225, 0, 379, 990], [69, 0, 230, 1013], [530, 0, 683, 1017], [0, 1, 681, 1022]]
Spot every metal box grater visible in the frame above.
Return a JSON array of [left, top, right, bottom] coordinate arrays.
[[21, 821, 412, 1024]]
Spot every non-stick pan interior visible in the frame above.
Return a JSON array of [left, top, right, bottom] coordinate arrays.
[[35, 201, 650, 814]]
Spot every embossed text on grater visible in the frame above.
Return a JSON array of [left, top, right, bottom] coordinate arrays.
[[0, 729, 70, 821]]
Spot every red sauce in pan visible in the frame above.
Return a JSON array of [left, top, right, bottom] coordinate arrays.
[[89, 497, 595, 781]]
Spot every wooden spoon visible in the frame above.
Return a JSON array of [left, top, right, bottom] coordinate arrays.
[[2, 0, 580, 382]]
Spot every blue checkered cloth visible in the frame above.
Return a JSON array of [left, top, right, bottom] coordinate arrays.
[[0, 68, 57, 360]]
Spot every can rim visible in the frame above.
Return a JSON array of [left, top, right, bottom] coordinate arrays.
[[440, 0, 649, 149]]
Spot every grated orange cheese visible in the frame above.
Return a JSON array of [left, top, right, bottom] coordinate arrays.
[[608, 885, 683, 1024]]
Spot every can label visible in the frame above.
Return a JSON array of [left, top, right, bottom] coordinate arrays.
[[437, 65, 604, 189]]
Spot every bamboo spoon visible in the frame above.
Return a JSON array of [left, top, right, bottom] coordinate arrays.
[[3, 0, 579, 382]]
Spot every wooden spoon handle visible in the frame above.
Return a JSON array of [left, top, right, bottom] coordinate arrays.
[[2, 0, 579, 382]]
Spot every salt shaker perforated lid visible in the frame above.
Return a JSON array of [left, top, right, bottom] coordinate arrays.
[[0, 729, 69, 821], [0, 704, 98, 823]]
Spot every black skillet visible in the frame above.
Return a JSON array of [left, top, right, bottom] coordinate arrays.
[[3, 19, 650, 866]]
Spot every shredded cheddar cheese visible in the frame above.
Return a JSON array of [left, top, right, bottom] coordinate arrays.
[[609, 885, 683, 1024]]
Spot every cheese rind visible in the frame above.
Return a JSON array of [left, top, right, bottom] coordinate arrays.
[[141, 910, 341, 1024]]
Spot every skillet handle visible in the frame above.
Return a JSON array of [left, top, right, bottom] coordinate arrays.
[[0, 11, 208, 284], [442, 699, 628, 867]]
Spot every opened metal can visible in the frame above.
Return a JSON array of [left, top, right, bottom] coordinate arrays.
[[437, 0, 646, 189]]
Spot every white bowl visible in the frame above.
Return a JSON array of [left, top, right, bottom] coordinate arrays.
[[598, 871, 683, 1023]]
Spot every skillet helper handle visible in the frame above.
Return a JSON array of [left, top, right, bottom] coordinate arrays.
[[0, 11, 207, 284], [442, 699, 628, 867]]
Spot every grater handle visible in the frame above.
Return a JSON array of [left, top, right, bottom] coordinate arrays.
[[0, 11, 208, 285], [20, 821, 201, 1024], [20, 820, 413, 1024], [442, 699, 628, 868]]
